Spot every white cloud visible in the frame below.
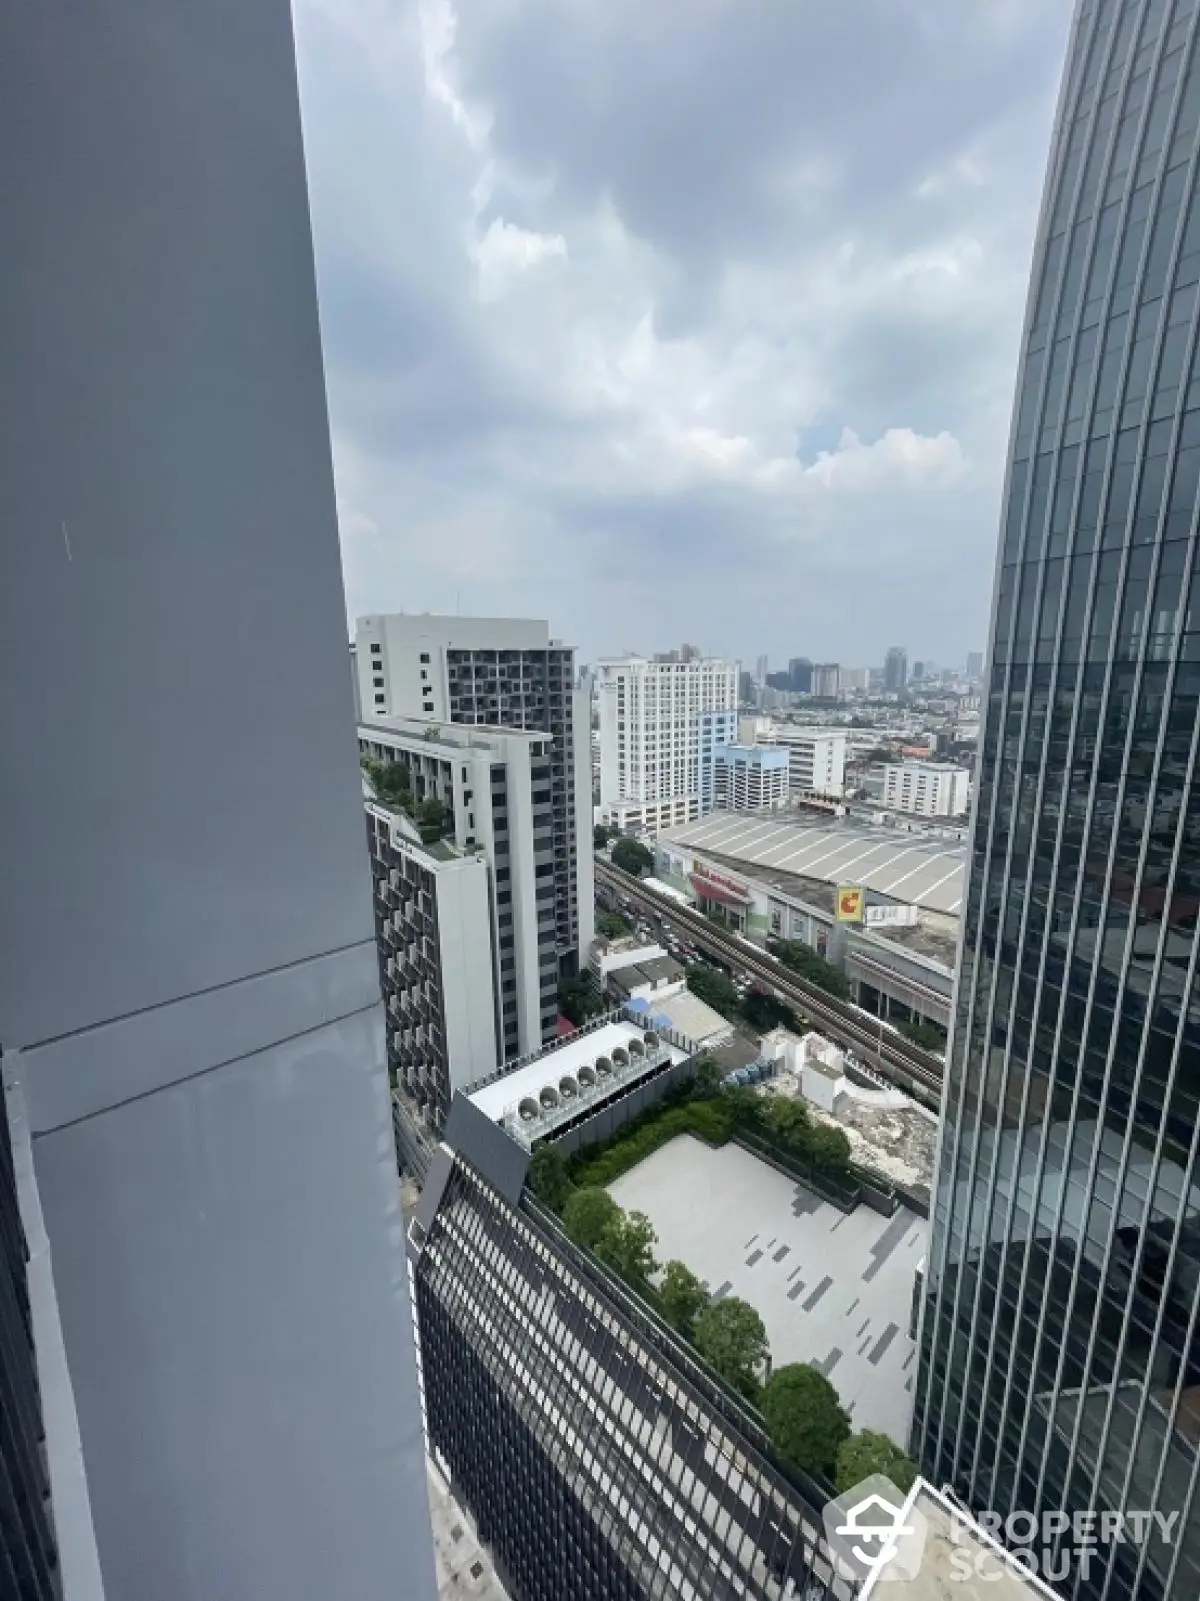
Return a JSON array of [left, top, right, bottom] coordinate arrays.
[[295, 0, 1073, 662], [803, 427, 967, 490], [418, 0, 490, 151], [470, 216, 568, 300]]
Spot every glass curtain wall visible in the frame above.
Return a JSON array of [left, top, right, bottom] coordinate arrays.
[[916, 2, 1200, 1597]]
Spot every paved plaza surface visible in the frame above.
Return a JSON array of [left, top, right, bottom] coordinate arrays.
[[609, 1134, 925, 1443]]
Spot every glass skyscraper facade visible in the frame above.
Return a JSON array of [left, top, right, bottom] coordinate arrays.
[[915, 2, 1200, 1597]]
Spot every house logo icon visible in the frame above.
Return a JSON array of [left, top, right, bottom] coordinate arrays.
[[823, 1475, 927, 1584]]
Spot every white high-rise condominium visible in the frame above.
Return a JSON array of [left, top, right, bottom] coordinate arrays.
[[755, 725, 848, 798], [596, 654, 739, 834], [880, 760, 969, 818], [355, 614, 594, 974]]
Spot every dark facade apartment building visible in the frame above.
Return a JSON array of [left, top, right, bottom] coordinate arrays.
[[916, 2, 1200, 1596], [361, 717, 562, 1107], [883, 647, 908, 694], [2, 3, 434, 1598], [409, 1114, 847, 1601], [366, 806, 474, 1132], [355, 615, 596, 978]]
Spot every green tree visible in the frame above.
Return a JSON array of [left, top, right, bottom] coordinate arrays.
[[805, 1123, 853, 1175], [594, 823, 615, 849], [686, 965, 739, 1017], [898, 1019, 948, 1053], [611, 837, 655, 876], [415, 797, 453, 843], [761, 1363, 852, 1479], [595, 1209, 658, 1288], [768, 939, 851, 1001], [363, 756, 413, 811], [723, 1085, 765, 1130], [691, 1057, 723, 1100], [597, 910, 631, 939], [741, 990, 799, 1032], [558, 975, 603, 1026], [693, 1297, 769, 1400], [836, 1431, 919, 1496], [528, 1144, 572, 1212], [763, 1096, 812, 1150], [658, 1260, 709, 1338], [562, 1188, 620, 1250]]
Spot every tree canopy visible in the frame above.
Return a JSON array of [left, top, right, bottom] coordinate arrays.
[[759, 1096, 852, 1178], [562, 1188, 620, 1250], [763, 1097, 812, 1148], [658, 1260, 709, 1339], [693, 1297, 769, 1400], [558, 975, 603, 1026], [835, 1431, 919, 1496], [362, 756, 412, 808], [740, 990, 800, 1032], [767, 939, 851, 1001], [528, 1144, 572, 1212], [414, 797, 454, 844], [597, 910, 632, 939], [686, 965, 739, 1017], [898, 1019, 948, 1054], [595, 1209, 658, 1288], [691, 1057, 723, 1100], [361, 758, 452, 842], [804, 1123, 853, 1174], [611, 837, 655, 876], [761, 1363, 852, 1479]]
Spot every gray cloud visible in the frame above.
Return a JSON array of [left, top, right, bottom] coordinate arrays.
[[295, 0, 1072, 667]]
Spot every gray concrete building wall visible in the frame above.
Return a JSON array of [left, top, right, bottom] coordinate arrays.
[[0, 5, 434, 1601]]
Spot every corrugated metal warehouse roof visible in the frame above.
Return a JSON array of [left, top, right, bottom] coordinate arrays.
[[660, 814, 967, 916]]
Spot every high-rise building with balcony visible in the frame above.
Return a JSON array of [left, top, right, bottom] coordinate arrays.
[[915, 3, 1200, 1596], [356, 614, 594, 976], [596, 654, 739, 834], [880, 761, 971, 819], [2, 3, 434, 1599], [714, 743, 792, 811], [361, 715, 565, 1120], [756, 726, 849, 798]]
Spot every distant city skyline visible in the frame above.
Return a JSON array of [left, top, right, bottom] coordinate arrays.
[[361, 618, 981, 679]]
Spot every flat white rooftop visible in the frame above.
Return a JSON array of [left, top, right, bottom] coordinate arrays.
[[647, 989, 734, 1045], [609, 1135, 924, 1443], [661, 815, 966, 916], [467, 1019, 687, 1123]]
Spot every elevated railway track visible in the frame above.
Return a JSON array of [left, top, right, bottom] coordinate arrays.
[[595, 860, 945, 1112]]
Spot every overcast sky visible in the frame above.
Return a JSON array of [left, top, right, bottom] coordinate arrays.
[[295, 0, 1073, 670]]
